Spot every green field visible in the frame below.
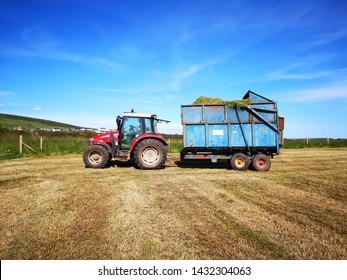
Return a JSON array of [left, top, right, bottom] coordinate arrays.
[[0, 128, 95, 159], [0, 114, 90, 158], [0, 113, 79, 129], [0, 149, 346, 259]]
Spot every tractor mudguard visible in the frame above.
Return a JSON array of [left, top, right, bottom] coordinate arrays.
[[129, 133, 167, 152], [92, 141, 112, 154]]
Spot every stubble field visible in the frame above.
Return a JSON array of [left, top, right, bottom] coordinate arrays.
[[0, 149, 346, 260]]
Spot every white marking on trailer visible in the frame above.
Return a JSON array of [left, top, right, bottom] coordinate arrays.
[[212, 130, 224, 136]]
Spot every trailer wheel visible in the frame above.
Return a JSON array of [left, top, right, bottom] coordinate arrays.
[[83, 145, 110, 168], [230, 153, 250, 171], [252, 154, 271, 171], [134, 139, 166, 169]]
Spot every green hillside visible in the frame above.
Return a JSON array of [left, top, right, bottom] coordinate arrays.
[[0, 113, 80, 129]]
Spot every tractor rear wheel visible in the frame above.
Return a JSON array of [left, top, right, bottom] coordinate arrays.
[[134, 139, 166, 169], [230, 153, 250, 171], [252, 153, 271, 171], [83, 145, 110, 168]]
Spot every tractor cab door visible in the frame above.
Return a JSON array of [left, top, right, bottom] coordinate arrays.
[[120, 117, 143, 150]]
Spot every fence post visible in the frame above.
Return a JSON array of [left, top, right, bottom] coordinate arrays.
[[20, 135, 23, 154], [327, 137, 330, 145], [19, 135, 36, 153], [40, 137, 43, 150], [306, 138, 309, 145], [168, 139, 171, 151]]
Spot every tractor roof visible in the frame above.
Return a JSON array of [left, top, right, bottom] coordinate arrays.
[[122, 112, 157, 118]]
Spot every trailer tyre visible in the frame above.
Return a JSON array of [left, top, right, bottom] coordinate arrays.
[[83, 145, 110, 168], [252, 153, 271, 171], [230, 153, 250, 171], [134, 139, 166, 169]]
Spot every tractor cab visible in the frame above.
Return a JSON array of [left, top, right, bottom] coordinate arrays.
[[116, 112, 160, 150]]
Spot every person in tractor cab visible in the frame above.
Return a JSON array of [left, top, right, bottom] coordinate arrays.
[[122, 117, 141, 148], [129, 125, 138, 141]]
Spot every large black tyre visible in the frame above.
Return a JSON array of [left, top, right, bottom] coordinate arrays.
[[133, 139, 166, 169], [252, 153, 271, 171], [83, 145, 110, 168], [229, 153, 250, 171]]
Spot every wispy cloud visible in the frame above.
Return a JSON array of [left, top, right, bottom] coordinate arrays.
[[0, 25, 121, 69], [264, 61, 347, 82], [92, 64, 205, 93], [0, 90, 15, 97], [91, 86, 162, 94], [33, 106, 42, 111], [177, 65, 201, 79], [0, 103, 5, 107], [286, 83, 347, 102], [169, 65, 202, 90], [0, 45, 120, 69], [304, 29, 347, 49], [265, 70, 337, 81], [94, 61, 214, 94], [92, 88, 141, 94], [140, 94, 177, 104]]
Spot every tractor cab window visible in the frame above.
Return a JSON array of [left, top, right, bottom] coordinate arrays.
[[144, 118, 155, 133], [121, 117, 142, 149]]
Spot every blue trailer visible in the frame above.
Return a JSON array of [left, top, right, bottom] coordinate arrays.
[[180, 90, 284, 171]]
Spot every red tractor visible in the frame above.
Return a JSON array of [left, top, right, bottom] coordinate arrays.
[[83, 111, 169, 169]]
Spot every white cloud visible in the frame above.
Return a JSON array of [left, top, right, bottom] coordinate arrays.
[[92, 88, 143, 94], [264, 65, 347, 82], [0, 45, 120, 69], [265, 71, 334, 81], [0, 24, 120, 69], [297, 29, 347, 52], [0, 90, 15, 97], [178, 65, 201, 79], [34, 106, 42, 111], [170, 64, 202, 90], [0, 103, 5, 107], [286, 84, 347, 102]]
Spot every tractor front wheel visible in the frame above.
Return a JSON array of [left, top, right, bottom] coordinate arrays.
[[134, 139, 166, 169], [83, 145, 110, 168]]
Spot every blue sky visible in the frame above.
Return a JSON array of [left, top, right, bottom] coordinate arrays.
[[1, 0, 347, 137]]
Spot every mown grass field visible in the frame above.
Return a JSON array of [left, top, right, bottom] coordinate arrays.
[[0, 149, 346, 260]]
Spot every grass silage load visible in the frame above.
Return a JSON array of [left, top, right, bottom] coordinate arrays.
[[193, 96, 251, 107]]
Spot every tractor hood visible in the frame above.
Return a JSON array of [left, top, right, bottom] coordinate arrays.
[[89, 130, 119, 143]]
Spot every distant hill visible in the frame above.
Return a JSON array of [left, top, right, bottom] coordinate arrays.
[[0, 113, 81, 129]]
